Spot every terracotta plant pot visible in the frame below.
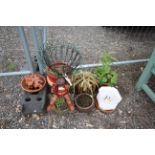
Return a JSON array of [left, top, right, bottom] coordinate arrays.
[[75, 93, 95, 112], [46, 62, 72, 86], [101, 83, 109, 87], [47, 74, 58, 86], [21, 74, 46, 93]]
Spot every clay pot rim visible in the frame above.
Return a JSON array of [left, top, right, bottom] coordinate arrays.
[[21, 73, 46, 93], [75, 93, 95, 112], [100, 83, 109, 87], [46, 74, 58, 86], [47, 61, 72, 74]]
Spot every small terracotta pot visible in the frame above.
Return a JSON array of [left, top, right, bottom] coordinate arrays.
[[101, 83, 109, 87], [47, 74, 58, 86], [21, 74, 46, 93], [75, 93, 95, 112]]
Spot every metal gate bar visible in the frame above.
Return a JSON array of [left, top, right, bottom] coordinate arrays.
[[31, 27, 44, 74], [77, 59, 149, 69], [18, 27, 34, 73], [0, 71, 31, 77]]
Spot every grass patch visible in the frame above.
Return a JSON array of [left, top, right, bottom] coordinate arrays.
[[7, 63, 17, 71]]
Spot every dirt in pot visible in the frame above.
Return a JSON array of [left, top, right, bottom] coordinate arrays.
[[76, 94, 92, 107]]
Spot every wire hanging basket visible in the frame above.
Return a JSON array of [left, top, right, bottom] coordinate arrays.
[[38, 43, 82, 76]]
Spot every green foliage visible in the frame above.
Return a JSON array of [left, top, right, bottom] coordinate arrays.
[[70, 85, 76, 95], [72, 70, 98, 95], [55, 98, 65, 109], [54, 98, 69, 113], [47, 69, 59, 77], [95, 52, 118, 86], [7, 63, 17, 71]]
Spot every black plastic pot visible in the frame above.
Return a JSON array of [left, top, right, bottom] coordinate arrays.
[[75, 93, 95, 112]]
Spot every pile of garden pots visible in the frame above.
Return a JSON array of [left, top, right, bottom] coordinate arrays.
[[20, 44, 122, 114]]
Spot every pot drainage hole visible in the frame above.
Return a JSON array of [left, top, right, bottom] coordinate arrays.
[[37, 97, 42, 101], [25, 97, 31, 102]]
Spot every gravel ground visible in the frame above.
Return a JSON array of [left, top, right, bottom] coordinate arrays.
[[1, 26, 155, 129]]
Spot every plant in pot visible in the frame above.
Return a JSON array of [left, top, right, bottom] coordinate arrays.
[[95, 52, 118, 87], [72, 70, 98, 112], [95, 52, 122, 113]]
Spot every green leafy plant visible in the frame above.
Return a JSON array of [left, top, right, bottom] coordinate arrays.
[[95, 52, 118, 86], [55, 98, 65, 109], [72, 70, 98, 94]]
